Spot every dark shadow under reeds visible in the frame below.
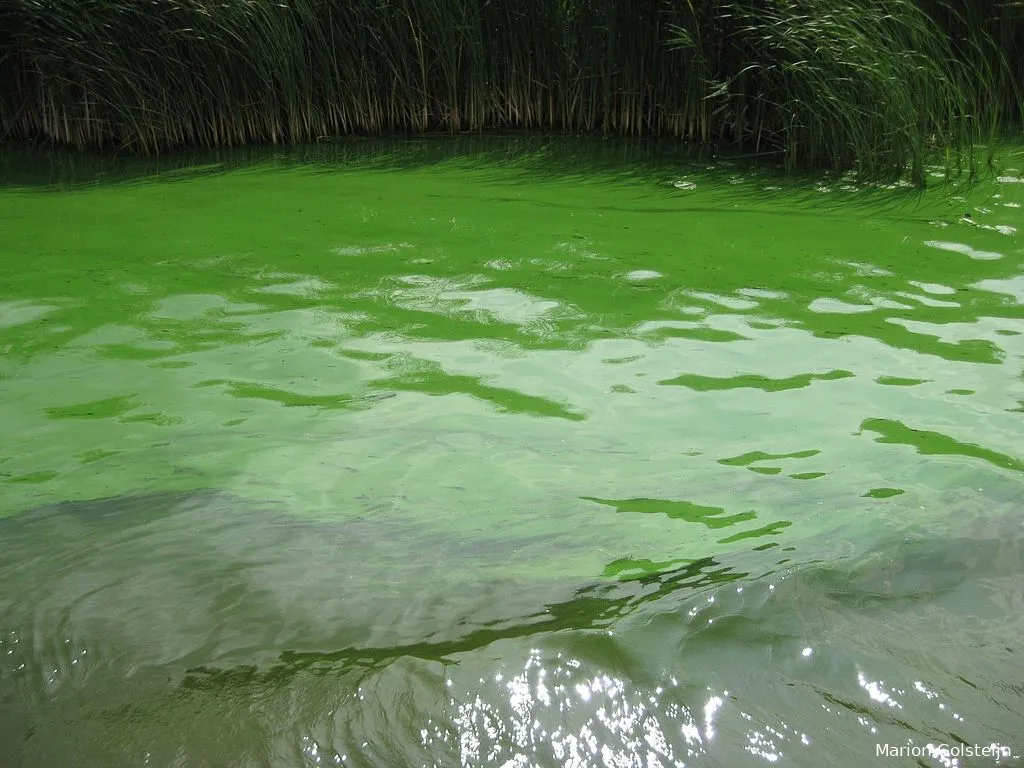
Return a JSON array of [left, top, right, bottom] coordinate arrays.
[[0, 1, 1019, 182]]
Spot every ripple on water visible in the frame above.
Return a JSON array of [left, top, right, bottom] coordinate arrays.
[[1, 144, 1023, 767], [0, 489, 1021, 767], [924, 240, 1003, 261], [624, 269, 663, 282]]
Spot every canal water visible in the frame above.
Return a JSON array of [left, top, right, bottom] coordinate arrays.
[[0, 139, 1021, 766]]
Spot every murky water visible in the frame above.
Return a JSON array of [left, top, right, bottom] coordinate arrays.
[[1, 139, 1022, 767]]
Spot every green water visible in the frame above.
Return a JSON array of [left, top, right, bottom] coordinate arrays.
[[0, 140, 1022, 767]]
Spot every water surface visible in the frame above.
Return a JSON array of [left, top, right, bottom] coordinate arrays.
[[0, 140, 1022, 767]]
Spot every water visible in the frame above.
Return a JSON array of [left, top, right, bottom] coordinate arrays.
[[0, 139, 1022, 767]]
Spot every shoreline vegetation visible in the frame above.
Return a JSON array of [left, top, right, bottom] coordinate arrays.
[[0, 0, 1021, 182]]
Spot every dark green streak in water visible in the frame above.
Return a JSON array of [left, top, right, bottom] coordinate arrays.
[[582, 496, 759, 529], [194, 378, 373, 411], [718, 449, 822, 466], [860, 417, 1024, 473], [659, 369, 854, 392], [368, 369, 587, 421], [716, 519, 793, 544], [875, 375, 929, 386], [46, 394, 140, 420]]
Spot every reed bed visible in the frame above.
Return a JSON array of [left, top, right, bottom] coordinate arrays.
[[0, 0, 1019, 179]]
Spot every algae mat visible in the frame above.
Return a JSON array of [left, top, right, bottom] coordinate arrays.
[[0, 140, 1022, 766]]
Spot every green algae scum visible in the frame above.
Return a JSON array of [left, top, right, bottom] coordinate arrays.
[[1, 138, 1023, 767]]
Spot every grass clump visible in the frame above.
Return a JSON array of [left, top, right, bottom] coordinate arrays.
[[0, 0, 1018, 181]]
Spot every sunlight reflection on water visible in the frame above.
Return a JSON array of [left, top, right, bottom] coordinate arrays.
[[447, 649, 705, 768]]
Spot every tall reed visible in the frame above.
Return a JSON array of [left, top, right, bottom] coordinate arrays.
[[0, 0, 1018, 179]]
